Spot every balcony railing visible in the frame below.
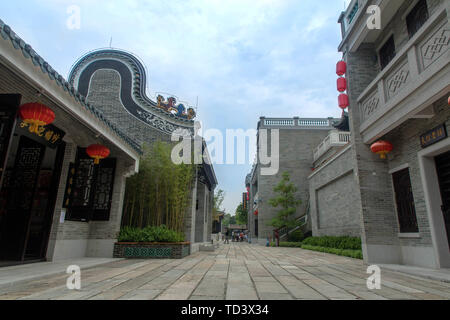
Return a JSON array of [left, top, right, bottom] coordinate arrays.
[[264, 119, 294, 126], [262, 118, 334, 127], [313, 131, 351, 162], [297, 119, 331, 127], [357, 7, 449, 142]]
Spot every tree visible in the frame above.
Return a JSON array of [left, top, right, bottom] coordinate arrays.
[[235, 203, 248, 225], [213, 189, 225, 222], [222, 213, 236, 228], [267, 171, 302, 241], [122, 141, 194, 232]]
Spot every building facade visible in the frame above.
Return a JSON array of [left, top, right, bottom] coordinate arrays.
[[243, 0, 449, 270], [0, 21, 140, 264], [307, 113, 362, 237], [0, 21, 217, 265], [336, 0, 450, 268], [69, 49, 218, 250], [246, 117, 342, 245]]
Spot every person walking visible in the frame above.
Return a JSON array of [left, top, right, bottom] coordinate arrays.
[[275, 229, 280, 247], [224, 228, 229, 244]]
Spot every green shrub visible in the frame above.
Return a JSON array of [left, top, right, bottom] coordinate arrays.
[[301, 244, 363, 259], [270, 242, 302, 248], [301, 236, 361, 250], [118, 225, 185, 243], [287, 229, 304, 242], [280, 242, 303, 248]]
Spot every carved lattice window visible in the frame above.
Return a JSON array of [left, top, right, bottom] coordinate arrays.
[[92, 158, 116, 221], [65, 147, 116, 222]]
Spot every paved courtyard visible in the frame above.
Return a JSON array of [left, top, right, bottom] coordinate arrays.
[[0, 243, 449, 300]]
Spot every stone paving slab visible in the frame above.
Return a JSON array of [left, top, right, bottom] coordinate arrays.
[[0, 243, 449, 300]]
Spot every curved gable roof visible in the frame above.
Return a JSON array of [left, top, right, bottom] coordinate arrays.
[[69, 49, 195, 135]]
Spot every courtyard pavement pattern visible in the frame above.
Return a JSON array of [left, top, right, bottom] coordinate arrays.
[[0, 243, 449, 300]]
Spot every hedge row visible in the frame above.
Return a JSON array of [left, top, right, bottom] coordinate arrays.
[[301, 244, 363, 259], [301, 236, 361, 250], [270, 242, 303, 248]]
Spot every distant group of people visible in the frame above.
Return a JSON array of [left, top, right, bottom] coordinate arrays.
[[222, 228, 248, 244]]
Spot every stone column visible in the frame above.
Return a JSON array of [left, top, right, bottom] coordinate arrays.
[[195, 181, 206, 243], [184, 169, 198, 243], [206, 187, 213, 241]]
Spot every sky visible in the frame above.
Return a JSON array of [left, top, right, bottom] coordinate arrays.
[[1, 0, 351, 215]]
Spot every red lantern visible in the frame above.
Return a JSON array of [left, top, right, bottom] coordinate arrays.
[[336, 60, 347, 76], [370, 141, 393, 159], [86, 144, 110, 164], [19, 103, 55, 134], [338, 93, 349, 110], [337, 77, 347, 92], [254, 209, 258, 216]]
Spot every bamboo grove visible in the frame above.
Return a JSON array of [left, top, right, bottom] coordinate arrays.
[[122, 141, 194, 233]]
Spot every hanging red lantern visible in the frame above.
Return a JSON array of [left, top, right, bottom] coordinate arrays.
[[338, 93, 349, 110], [19, 103, 55, 134], [254, 209, 258, 216], [86, 144, 110, 164], [370, 141, 393, 159], [337, 77, 347, 92], [336, 60, 347, 76]]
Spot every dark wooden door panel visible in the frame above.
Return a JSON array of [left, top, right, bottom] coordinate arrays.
[[0, 136, 46, 260], [392, 168, 418, 233], [435, 151, 450, 249], [0, 94, 20, 186]]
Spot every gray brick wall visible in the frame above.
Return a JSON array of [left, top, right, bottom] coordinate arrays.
[[346, 44, 400, 247], [87, 70, 170, 146], [309, 146, 361, 237], [255, 126, 331, 242], [384, 96, 450, 247]]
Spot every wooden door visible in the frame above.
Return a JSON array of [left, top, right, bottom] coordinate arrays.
[[0, 136, 46, 260], [435, 151, 450, 250]]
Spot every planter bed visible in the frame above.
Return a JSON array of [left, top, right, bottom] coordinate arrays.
[[113, 242, 191, 259]]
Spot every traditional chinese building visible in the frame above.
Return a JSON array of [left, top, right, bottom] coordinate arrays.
[[246, 0, 449, 271], [333, 0, 450, 269], [0, 20, 216, 265], [68, 49, 217, 251], [0, 20, 141, 265], [245, 116, 342, 245]]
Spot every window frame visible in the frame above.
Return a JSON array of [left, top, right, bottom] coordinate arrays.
[[391, 166, 419, 234], [64, 147, 116, 222], [405, 0, 429, 39], [378, 35, 396, 70]]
